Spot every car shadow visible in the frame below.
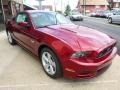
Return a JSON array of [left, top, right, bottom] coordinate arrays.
[[111, 23, 120, 26]]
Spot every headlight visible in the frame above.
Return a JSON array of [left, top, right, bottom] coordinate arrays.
[[71, 51, 91, 59]]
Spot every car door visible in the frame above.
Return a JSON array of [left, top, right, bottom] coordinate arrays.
[[113, 12, 120, 23], [112, 15, 117, 22], [13, 12, 37, 53], [116, 12, 120, 23], [118, 15, 120, 23]]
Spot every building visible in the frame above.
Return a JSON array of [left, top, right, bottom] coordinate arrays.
[[107, 0, 120, 8], [0, 0, 39, 31], [0, 0, 25, 24], [77, 0, 108, 13], [113, 0, 120, 8], [0, 0, 39, 24]]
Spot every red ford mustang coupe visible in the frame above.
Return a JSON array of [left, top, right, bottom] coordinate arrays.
[[6, 10, 117, 79]]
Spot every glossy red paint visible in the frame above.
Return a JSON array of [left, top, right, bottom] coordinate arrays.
[[6, 10, 117, 79]]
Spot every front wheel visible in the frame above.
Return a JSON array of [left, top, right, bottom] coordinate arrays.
[[70, 17, 74, 21], [108, 18, 112, 24], [7, 31, 16, 45], [40, 47, 62, 78]]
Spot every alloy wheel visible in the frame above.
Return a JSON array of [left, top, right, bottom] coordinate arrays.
[[8, 31, 12, 43], [42, 52, 56, 75]]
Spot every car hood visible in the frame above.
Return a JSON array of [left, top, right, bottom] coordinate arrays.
[[38, 24, 115, 51]]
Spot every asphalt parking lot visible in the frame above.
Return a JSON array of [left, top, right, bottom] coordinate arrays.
[[0, 31, 120, 90]]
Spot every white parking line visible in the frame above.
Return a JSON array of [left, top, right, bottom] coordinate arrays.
[[0, 80, 118, 88]]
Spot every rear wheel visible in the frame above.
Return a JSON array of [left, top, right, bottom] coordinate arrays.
[[40, 47, 62, 78], [7, 31, 16, 45], [80, 18, 83, 21]]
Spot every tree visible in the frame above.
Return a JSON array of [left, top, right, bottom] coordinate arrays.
[[64, 4, 71, 16], [107, 0, 114, 10]]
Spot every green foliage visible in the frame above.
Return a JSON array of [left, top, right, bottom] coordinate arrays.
[[64, 4, 71, 16]]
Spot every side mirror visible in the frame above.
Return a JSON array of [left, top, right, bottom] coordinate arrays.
[[18, 22, 31, 28]]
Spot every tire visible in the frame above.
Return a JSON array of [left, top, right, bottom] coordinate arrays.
[[7, 31, 16, 45], [80, 18, 83, 21], [70, 17, 74, 21], [108, 18, 112, 24], [40, 47, 62, 78]]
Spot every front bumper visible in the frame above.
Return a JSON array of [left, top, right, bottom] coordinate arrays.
[[72, 17, 83, 20], [63, 47, 117, 79]]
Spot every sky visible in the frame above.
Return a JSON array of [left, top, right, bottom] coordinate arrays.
[[24, 0, 78, 11]]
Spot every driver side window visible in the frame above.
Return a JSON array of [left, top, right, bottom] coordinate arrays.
[[16, 13, 29, 23]]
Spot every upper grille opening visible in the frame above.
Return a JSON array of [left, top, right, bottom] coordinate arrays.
[[96, 46, 114, 59]]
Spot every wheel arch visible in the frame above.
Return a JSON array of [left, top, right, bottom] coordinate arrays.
[[38, 44, 63, 76]]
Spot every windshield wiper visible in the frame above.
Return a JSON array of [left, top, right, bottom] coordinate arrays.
[[37, 24, 57, 28], [37, 25, 48, 28]]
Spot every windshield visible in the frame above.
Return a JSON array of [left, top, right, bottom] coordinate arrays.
[[31, 12, 73, 28]]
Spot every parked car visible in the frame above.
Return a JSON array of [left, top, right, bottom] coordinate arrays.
[[90, 10, 112, 18], [98, 10, 107, 18], [69, 11, 83, 21], [6, 10, 117, 79], [90, 10, 103, 17], [90, 12, 96, 17], [108, 11, 120, 24], [106, 10, 120, 18], [112, 8, 120, 11], [102, 10, 113, 18]]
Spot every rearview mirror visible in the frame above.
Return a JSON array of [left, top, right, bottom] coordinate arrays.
[[18, 22, 31, 28]]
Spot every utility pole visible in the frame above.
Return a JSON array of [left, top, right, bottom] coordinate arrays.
[[83, 0, 86, 15], [54, 0, 56, 11], [82, 0, 84, 14], [36, 0, 44, 10], [21, 0, 24, 11], [84, 0, 86, 15], [38, 1, 42, 10]]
